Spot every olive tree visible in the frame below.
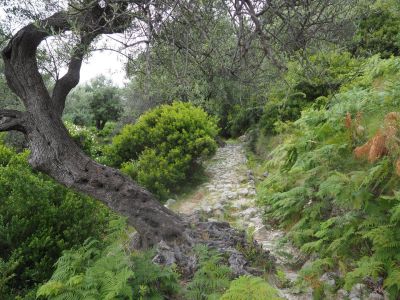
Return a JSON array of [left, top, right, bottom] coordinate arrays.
[[0, 0, 185, 248]]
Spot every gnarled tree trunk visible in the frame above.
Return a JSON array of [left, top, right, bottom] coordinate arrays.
[[0, 2, 186, 248]]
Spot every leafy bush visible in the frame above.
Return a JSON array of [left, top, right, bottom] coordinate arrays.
[[88, 76, 123, 130], [107, 101, 219, 199], [0, 143, 112, 298], [352, 0, 400, 58], [227, 101, 263, 137], [260, 50, 360, 134], [220, 275, 281, 300], [257, 55, 400, 298], [37, 219, 180, 300], [64, 121, 97, 156]]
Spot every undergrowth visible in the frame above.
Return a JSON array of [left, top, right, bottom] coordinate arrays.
[[220, 275, 281, 300], [257, 55, 400, 299], [37, 219, 180, 300], [185, 245, 232, 300]]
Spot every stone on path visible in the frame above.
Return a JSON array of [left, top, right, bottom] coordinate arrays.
[[173, 142, 311, 299]]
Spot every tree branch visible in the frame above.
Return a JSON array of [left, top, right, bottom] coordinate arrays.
[[241, 0, 287, 71], [0, 109, 27, 133], [51, 35, 96, 115], [2, 1, 134, 113]]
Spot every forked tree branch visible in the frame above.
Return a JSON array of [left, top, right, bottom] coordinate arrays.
[[2, 1, 134, 116]]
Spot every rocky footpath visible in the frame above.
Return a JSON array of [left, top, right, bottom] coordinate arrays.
[[171, 142, 311, 299], [169, 141, 390, 300]]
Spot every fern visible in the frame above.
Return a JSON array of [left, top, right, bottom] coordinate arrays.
[[0, 256, 19, 296], [220, 275, 282, 300], [130, 250, 180, 300], [384, 268, 400, 295], [37, 240, 134, 300], [344, 257, 385, 290], [363, 225, 400, 251], [256, 55, 400, 298], [37, 219, 180, 300], [388, 191, 400, 223], [185, 245, 232, 300]]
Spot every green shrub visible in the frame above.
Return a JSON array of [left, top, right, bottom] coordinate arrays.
[[220, 275, 281, 300], [0, 143, 112, 297], [64, 121, 97, 156], [260, 50, 360, 134], [0, 143, 14, 166], [352, 0, 400, 58], [107, 101, 219, 200], [226, 100, 263, 137]]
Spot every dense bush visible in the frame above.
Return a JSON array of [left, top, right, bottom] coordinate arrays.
[[257, 56, 400, 298], [0, 143, 113, 298], [226, 100, 263, 137], [260, 50, 360, 134], [37, 219, 180, 300], [352, 0, 400, 58], [107, 101, 219, 199], [64, 121, 98, 157], [65, 121, 118, 161]]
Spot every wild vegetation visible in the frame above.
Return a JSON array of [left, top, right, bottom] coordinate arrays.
[[0, 139, 113, 299], [256, 54, 400, 298], [106, 101, 218, 200], [1, 0, 400, 299]]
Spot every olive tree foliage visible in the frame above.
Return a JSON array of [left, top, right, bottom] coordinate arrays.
[[124, 0, 359, 135], [126, 0, 268, 135], [233, 0, 357, 59]]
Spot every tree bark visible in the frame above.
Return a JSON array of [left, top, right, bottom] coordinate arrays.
[[0, 2, 186, 248]]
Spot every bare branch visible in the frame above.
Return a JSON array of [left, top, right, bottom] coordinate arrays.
[[241, 0, 287, 71]]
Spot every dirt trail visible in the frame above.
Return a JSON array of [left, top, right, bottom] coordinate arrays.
[[172, 141, 311, 299]]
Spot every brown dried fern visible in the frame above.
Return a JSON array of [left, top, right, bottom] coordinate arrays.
[[353, 112, 400, 175]]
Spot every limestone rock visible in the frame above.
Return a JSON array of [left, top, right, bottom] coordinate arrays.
[[240, 207, 258, 218], [164, 198, 176, 208], [152, 240, 177, 265], [336, 289, 349, 299], [319, 272, 336, 287], [238, 188, 249, 196], [367, 292, 385, 300], [228, 251, 249, 276], [232, 197, 249, 209], [238, 134, 248, 142], [349, 283, 367, 300]]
